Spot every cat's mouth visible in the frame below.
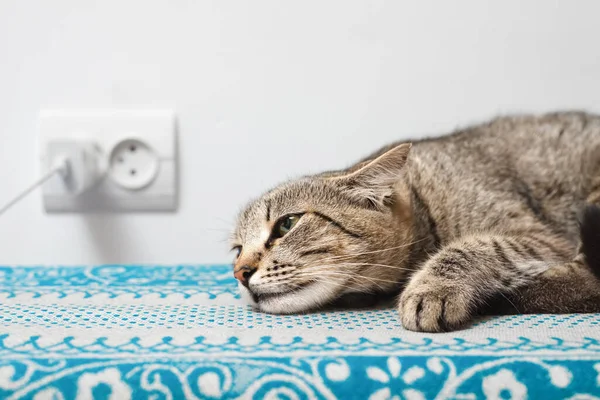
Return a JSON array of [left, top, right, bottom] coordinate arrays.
[[243, 281, 399, 314], [242, 280, 343, 314], [250, 281, 315, 304]]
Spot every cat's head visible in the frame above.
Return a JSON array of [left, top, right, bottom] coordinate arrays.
[[231, 143, 413, 313]]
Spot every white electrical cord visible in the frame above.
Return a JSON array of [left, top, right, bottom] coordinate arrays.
[[0, 140, 104, 216], [0, 158, 70, 216]]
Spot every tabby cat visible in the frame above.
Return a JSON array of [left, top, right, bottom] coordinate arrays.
[[231, 112, 600, 332]]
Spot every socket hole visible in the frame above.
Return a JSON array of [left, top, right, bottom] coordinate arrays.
[[130, 169, 137, 176], [130, 145, 137, 152]]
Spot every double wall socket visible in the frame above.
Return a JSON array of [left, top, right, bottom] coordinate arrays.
[[38, 109, 178, 212]]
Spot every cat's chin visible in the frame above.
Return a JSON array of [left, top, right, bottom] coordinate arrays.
[[238, 280, 342, 314]]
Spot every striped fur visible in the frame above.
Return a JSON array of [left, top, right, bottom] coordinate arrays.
[[232, 112, 600, 332]]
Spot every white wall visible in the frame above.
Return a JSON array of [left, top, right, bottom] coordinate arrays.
[[1, 0, 599, 265]]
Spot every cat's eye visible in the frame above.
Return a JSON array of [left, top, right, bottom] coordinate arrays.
[[231, 246, 242, 258], [274, 214, 302, 238]]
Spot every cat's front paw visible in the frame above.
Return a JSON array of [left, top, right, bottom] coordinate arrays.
[[398, 277, 475, 332]]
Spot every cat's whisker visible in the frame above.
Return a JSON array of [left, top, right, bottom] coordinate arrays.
[[498, 292, 521, 314], [338, 262, 414, 272], [294, 275, 376, 292], [254, 273, 367, 293], [319, 242, 419, 261], [302, 260, 413, 273], [336, 270, 402, 285], [256, 269, 351, 286], [307, 237, 427, 263], [285, 269, 381, 290], [295, 269, 399, 286], [291, 272, 353, 285], [295, 268, 386, 290]]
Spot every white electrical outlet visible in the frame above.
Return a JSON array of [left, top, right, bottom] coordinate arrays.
[[109, 139, 160, 190], [38, 110, 177, 212]]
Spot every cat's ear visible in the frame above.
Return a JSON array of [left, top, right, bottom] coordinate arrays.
[[336, 143, 412, 209]]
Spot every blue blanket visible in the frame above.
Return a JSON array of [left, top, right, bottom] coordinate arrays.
[[0, 265, 598, 399]]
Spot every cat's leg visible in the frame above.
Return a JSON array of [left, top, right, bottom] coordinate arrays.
[[491, 204, 600, 314], [488, 256, 600, 314], [398, 233, 573, 332]]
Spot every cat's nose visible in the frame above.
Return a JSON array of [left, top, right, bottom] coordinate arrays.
[[233, 265, 257, 287]]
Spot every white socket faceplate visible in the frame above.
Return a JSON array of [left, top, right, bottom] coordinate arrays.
[[39, 110, 177, 212]]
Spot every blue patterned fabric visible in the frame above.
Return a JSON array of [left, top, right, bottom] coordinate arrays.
[[0, 265, 599, 399]]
